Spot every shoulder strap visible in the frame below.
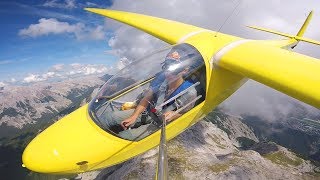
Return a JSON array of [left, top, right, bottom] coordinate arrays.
[[165, 80, 193, 106]]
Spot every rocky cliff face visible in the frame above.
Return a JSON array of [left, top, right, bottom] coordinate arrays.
[[77, 111, 318, 180], [241, 113, 320, 163]]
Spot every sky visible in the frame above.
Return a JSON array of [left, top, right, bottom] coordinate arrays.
[[0, 0, 116, 84], [1, 0, 319, 119]]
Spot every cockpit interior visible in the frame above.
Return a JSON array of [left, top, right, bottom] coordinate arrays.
[[89, 43, 206, 141]]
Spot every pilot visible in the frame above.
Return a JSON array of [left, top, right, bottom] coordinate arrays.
[[116, 47, 198, 140]]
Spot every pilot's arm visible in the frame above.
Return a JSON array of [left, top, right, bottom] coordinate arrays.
[[163, 111, 182, 122], [120, 90, 154, 129], [121, 72, 165, 129]]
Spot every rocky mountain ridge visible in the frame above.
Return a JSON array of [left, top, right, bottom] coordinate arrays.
[[0, 76, 104, 130], [241, 114, 320, 163]]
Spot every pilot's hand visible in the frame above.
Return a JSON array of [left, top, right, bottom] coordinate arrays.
[[163, 111, 175, 122], [121, 116, 137, 130]]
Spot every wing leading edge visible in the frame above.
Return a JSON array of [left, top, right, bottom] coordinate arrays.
[[85, 8, 208, 45]]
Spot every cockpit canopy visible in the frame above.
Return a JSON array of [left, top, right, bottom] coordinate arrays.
[[89, 43, 206, 141], [96, 44, 204, 98]]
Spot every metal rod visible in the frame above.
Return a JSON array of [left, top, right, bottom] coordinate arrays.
[[156, 84, 202, 179], [156, 116, 168, 180]]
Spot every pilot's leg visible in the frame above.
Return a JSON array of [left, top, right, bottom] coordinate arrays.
[[104, 109, 144, 134], [104, 109, 134, 127]]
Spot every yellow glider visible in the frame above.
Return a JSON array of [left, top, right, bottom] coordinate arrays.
[[22, 9, 320, 174]]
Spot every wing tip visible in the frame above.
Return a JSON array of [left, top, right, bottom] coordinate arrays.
[[84, 8, 105, 13], [84, 7, 97, 12]]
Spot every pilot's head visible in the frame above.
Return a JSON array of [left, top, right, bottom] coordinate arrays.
[[162, 50, 189, 80]]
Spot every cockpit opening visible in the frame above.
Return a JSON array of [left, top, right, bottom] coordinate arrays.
[[89, 43, 206, 141]]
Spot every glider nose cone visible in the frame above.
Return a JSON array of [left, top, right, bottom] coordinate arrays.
[[21, 105, 91, 173], [22, 104, 130, 173], [22, 136, 58, 172]]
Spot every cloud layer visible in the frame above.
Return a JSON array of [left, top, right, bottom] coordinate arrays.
[[18, 63, 110, 84], [19, 18, 105, 40], [0, 82, 6, 88], [43, 0, 76, 9]]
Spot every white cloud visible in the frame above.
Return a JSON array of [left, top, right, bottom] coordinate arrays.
[[86, 2, 98, 7], [19, 18, 105, 40], [83, 66, 108, 75], [68, 70, 80, 75], [50, 63, 110, 76], [70, 63, 82, 68], [23, 74, 46, 83], [0, 82, 6, 87], [68, 64, 109, 75], [84, 67, 99, 75], [52, 64, 64, 71], [89, 26, 105, 40], [106, 27, 165, 62], [23, 72, 58, 83], [42, 72, 56, 79], [43, 0, 76, 9], [3, 63, 110, 85], [19, 18, 81, 37], [10, 78, 16, 83]]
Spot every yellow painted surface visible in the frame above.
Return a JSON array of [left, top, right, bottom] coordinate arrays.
[[218, 41, 320, 108], [22, 105, 132, 173], [296, 11, 313, 37]]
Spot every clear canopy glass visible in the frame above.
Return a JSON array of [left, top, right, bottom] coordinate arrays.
[[89, 43, 206, 141]]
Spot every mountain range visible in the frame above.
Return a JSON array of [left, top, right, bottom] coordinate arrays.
[[0, 76, 106, 138]]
